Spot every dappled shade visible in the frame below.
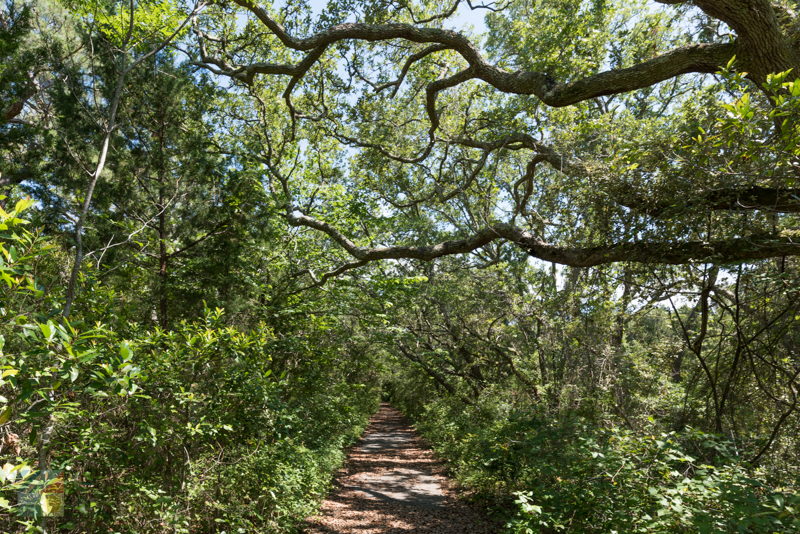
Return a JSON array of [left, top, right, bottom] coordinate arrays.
[[305, 404, 497, 534]]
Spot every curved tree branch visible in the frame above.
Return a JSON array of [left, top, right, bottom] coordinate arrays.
[[618, 185, 800, 215], [287, 210, 800, 267], [228, 0, 737, 107], [453, 134, 800, 214]]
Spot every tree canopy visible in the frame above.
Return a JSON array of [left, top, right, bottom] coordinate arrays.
[[192, 0, 800, 276]]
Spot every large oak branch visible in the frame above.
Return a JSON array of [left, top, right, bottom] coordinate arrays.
[[231, 0, 735, 107], [287, 211, 800, 266], [622, 185, 800, 215], [454, 135, 800, 214]]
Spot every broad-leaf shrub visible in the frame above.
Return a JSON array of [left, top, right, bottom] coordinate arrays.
[[0, 199, 378, 532], [402, 397, 799, 533]]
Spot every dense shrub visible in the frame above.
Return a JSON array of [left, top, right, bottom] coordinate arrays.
[[400, 397, 800, 533], [0, 202, 379, 532]]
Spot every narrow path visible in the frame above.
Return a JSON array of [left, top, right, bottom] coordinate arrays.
[[304, 403, 498, 533]]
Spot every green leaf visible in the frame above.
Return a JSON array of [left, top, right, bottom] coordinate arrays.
[[39, 321, 54, 342], [13, 197, 34, 214]]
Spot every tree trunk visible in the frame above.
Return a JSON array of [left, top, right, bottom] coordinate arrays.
[[157, 120, 169, 330]]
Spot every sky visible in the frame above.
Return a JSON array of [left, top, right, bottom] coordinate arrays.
[[306, 0, 489, 35]]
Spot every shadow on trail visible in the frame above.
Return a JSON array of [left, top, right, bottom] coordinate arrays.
[[304, 403, 498, 534]]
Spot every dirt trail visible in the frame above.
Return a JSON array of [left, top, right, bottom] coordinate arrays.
[[304, 403, 499, 533]]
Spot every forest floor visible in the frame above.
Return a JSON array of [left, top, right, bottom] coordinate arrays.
[[304, 403, 499, 533]]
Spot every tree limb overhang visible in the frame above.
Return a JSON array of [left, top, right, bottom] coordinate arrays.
[[219, 0, 736, 108], [456, 134, 800, 215], [288, 211, 800, 267], [618, 185, 800, 215], [197, 0, 800, 278]]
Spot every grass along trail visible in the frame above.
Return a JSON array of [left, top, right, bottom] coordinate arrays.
[[304, 403, 499, 533]]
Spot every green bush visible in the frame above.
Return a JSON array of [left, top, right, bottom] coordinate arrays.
[[402, 397, 800, 533], [0, 200, 378, 532]]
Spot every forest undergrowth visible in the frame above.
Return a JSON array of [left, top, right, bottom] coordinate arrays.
[[0, 204, 379, 532], [392, 394, 800, 533]]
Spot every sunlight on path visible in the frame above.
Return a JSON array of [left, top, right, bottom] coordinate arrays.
[[304, 403, 498, 533]]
